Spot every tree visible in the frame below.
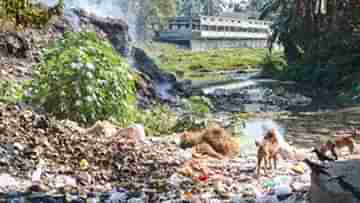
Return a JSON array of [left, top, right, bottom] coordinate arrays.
[[145, 0, 177, 32], [177, 0, 227, 16], [261, 0, 360, 91]]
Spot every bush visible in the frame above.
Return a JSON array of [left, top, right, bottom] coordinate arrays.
[[184, 96, 213, 116], [173, 96, 214, 132], [0, 0, 64, 28], [136, 98, 215, 136], [29, 32, 137, 124], [136, 104, 178, 136], [0, 80, 25, 104], [260, 53, 288, 78]]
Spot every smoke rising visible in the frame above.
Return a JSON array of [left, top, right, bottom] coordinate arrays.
[[242, 119, 286, 143], [40, 0, 147, 40]]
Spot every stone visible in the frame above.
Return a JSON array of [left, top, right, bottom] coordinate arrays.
[[214, 181, 231, 199], [127, 198, 145, 203], [310, 128, 331, 134], [106, 192, 128, 203], [239, 184, 258, 199], [230, 195, 247, 203], [54, 175, 77, 189], [256, 195, 279, 203], [0, 32, 29, 58], [292, 182, 309, 192], [274, 185, 293, 200], [13, 142, 25, 151], [28, 184, 49, 193], [132, 47, 177, 83], [77, 172, 92, 185], [241, 104, 262, 113], [129, 124, 147, 143], [0, 173, 18, 188], [310, 160, 360, 203]]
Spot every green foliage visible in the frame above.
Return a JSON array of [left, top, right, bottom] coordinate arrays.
[[140, 42, 270, 79], [173, 114, 213, 132], [147, 0, 177, 31], [183, 96, 213, 116], [29, 32, 137, 124], [136, 104, 178, 136], [229, 112, 254, 136], [260, 52, 287, 78], [135, 97, 216, 136], [162, 48, 268, 74], [0, 0, 64, 28], [261, 0, 360, 96], [176, 0, 225, 16], [0, 80, 26, 104], [172, 96, 214, 132]]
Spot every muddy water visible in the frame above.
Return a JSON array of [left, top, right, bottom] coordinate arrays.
[[198, 78, 313, 113], [187, 70, 356, 151]]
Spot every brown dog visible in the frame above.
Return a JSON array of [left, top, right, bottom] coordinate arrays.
[[180, 124, 240, 159], [256, 128, 280, 177], [320, 129, 358, 159]]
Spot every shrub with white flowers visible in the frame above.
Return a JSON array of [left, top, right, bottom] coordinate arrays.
[[29, 32, 137, 124]]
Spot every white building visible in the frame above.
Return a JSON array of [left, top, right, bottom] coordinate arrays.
[[158, 15, 274, 51]]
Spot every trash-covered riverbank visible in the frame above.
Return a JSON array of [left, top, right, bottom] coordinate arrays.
[[0, 103, 318, 203]]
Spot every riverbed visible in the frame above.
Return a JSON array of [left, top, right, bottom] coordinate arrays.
[[182, 69, 360, 150]]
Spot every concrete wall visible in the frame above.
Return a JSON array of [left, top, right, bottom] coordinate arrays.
[[190, 39, 268, 51], [200, 15, 272, 29], [157, 15, 283, 51], [158, 30, 193, 41], [200, 30, 268, 39]]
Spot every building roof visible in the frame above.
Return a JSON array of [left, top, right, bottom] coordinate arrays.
[[219, 11, 260, 19]]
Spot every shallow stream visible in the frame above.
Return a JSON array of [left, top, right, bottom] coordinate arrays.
[[184, 69, 349, 151]]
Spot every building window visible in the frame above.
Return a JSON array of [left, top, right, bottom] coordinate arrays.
[[201, 25, 209, 30], [193, 25, 201, 30], [209, 26, 217, 31]]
